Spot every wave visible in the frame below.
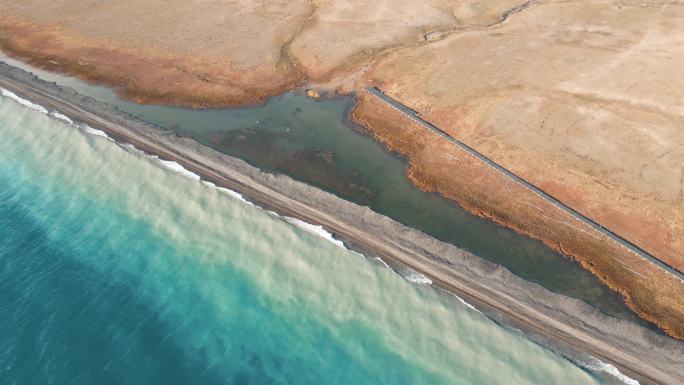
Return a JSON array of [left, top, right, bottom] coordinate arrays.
[[283, 217, 346, 249], [582, 357, 640, 385], [155, 158, 201, 181], [120, 143, 146, 155], [401, 268, 433, 285], [119, 145, 201, 182], [450, 293, 483, 315], [49, 111, 73, 124], [0, 88, 209, 187], [81, 124, 113, 140], [2, 88, 48, 114], [120, 145, 256, 209], [120, 146, 201, 182], [0, 88, 116, 146], [374, 257, 391, 269], [201, 181, 254, 206]]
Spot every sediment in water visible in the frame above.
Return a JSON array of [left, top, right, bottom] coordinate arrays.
[[0, 62, 683, 385]]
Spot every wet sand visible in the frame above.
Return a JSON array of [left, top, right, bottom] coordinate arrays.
[[1, 62, 682, 385]]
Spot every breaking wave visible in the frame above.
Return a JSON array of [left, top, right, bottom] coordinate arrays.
[[1, 88, 48, 114], [201, 181, 254, 206], [450, 293, 483, 315], [284, 216, 346, 249], [0, 87, 114, 146], [155, 158, 201, 181], [582, 357, 640, 385], [49, 111, 73, 124], [81, 124, 113, 140], [401, 268, 433, 285], [374, 257, 391, 269]]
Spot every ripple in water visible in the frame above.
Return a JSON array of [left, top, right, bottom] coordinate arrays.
[[0, 90, 634, 384]]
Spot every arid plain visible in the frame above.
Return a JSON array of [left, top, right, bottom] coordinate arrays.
[[1, 0, 683, 338]]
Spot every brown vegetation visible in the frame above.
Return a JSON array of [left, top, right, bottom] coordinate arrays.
[[365, 1, 684, 271]]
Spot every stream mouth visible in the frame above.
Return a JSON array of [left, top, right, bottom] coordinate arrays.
[[0, 54, 651, 325]]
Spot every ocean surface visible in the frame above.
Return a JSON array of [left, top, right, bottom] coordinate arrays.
[[0, 55, 639, 322], [0, 90, 636, 384]]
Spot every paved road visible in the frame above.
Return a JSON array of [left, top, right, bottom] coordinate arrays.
[[367, 86, 684, 283]]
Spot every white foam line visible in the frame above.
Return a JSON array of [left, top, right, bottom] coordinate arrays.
[[80, 124, 115, 142], [49, 111, 73, 124], [0, 88, 198, 182], [284, 217, 346, 249], [119, 143, 146, 156], [374, 257, 392, 269], [158, 158, 201, 181], [1, 87, 48, 114], [1, 87, 116, 147], [451, 293, 483, 314], [583, 357, 640, 385], [0, 87, 198, 184], [82, 125, 109, 138], [402, 268, 433, 285], [121, 145, 201, 181], [201, 181, 254, 206], [118, 144, 259, 209], [128, 146, 362, 257]]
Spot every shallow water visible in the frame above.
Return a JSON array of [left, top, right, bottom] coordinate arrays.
[[0, 87, 634, 385], [0, 55, 640, 322]]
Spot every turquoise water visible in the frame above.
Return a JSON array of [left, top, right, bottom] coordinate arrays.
[[0, 55, 639, 321], [0, 88, 630, 384]]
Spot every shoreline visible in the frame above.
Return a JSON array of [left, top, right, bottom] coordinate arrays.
[[0, 62, 682, 384], [351, 87, 684, 340], [365, 87, 684, 281]]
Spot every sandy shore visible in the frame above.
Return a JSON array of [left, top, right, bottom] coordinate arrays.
[[1, 62, 682, 384]]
